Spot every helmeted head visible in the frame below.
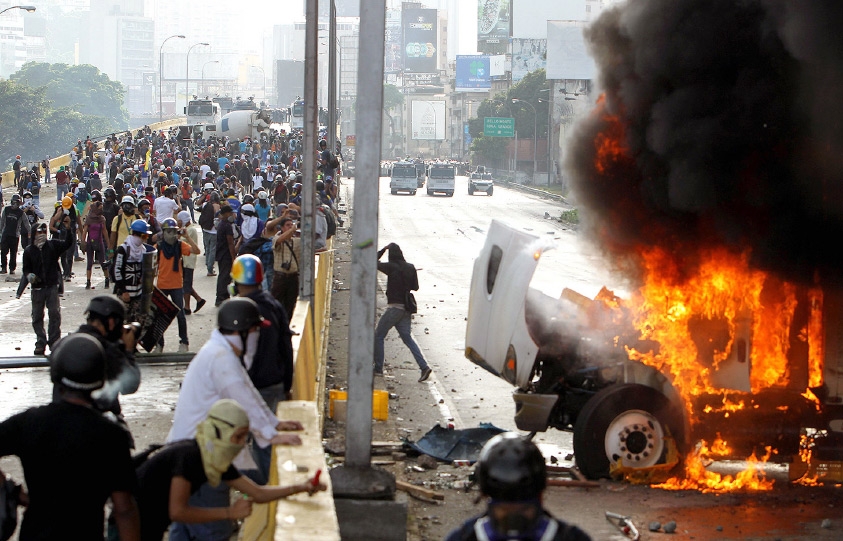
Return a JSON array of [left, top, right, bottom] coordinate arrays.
[[120, 195, 135, 214], [177, 210, 191, 228], [137, 198, 151, 216], [85, 294, 126, 341], [10, 194, 22, 208], [476, 433, 547, 502], [161, 217, 179, 244], [104, 186, 116, 200], [217, 297, 267, 332], [130, 218, 152, 236], [231, 254, 264, 286], [49, 333, 106, 395]]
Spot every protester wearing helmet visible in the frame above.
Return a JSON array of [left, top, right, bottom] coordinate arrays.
[[166, 297, 305, 540], [19, 191, 44, 253], [71, 294, 141, 429], [214, 204, 238, 306], [177, 210, 207, 315], [22, 220, 76, 355], [445, 433, 592, 541], [0, 333, 140, 540], [0, 193, 30, 274], [113, 219, 154, 330], [110, 195, 142, 249], [232, 254, 295, 480], [153, 217, 200, 353]]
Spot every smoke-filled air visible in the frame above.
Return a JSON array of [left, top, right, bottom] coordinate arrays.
[[565, 0, 843, 287]]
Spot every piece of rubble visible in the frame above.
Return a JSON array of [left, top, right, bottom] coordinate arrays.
[[417, 454, 439, 470], [648, 522, 661, 532], [821, 519, 832, 529], [663, 521, 677, 533]]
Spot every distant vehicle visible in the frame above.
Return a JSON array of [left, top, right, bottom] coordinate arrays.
[[290, 99, 305, 130], [215, 96, 236, 115], [209, 109, 272, 141], [469, 166, 494, 196], [390, 162, 418, 195], [184, 98, 221, 126], [427, 162, 455, 197]]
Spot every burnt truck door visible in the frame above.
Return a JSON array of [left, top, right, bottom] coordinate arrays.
[[465, 220, 544, 387]]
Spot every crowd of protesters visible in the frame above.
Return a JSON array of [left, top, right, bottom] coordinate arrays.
[[5, 124, 343, 356]]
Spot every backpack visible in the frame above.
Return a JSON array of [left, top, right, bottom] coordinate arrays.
[[198, 202, 215, 231], [329, 153, 340, 169], [322, 207, 336, 239]]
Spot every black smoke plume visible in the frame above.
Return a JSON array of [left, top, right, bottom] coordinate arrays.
[[566, 0, 843, 286]]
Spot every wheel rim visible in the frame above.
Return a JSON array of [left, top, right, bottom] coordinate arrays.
[[604, 409, 665, 468]]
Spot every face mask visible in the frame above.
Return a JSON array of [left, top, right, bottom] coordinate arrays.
[[163, 230, 178, 244], [194, 400, 249, 486], [34, 233, 47, 248], [122, 204, 134, 214], [142, 209, 150, 216], [227, 215, 236, 223]]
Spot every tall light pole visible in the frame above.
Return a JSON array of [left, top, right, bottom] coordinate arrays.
[[201, 60, 219, 96], [185, 42, 209, 115], [538, 96, 552, 186], [0, 5, 36, 15], [327, 0, 337, 152], [250, 65, 266, 105], [158, 34, 184, 122], [512, 98, 537, 184]]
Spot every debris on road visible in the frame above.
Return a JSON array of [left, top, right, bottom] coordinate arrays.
[[606, 511, 640, 540]]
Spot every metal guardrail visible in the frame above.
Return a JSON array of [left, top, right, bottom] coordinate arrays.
[[496, 178, 570, 205]]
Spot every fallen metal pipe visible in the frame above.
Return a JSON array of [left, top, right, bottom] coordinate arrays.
[[0, 352, 195, 369]]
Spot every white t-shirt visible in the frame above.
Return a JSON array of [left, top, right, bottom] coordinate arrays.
[[167, 329, 279, 446], [199, 164, 211, 179], [153, 196, 180, 221]]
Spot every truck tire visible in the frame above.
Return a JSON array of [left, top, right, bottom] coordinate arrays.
[[427, 189, 433, 196], [447, 191, 454, 197], [487, 186, 493, 196], [468, 185, 475, 195], [573, 383, 685, 480], [411, 190, 416, 195], [391, 189, 397, 195]]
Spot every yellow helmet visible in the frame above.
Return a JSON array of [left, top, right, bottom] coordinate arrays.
[[61, 196, 73, 210]]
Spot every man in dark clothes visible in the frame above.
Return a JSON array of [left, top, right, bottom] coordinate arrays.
[[374, 242, 431, 382], [215, 204, 237, 306], [0, 333, 140, 540], [446, 433, 592, 541], [232, 254, 294, 481], [0, 193, 30, 274]]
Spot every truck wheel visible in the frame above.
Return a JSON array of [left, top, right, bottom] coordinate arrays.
[[487, 186, 493, 196], [411, 190, 416, 195], [427, 189, 433, 196], [447, 191, 454, 197], [573, 384, 685, 480], [468, 185, 475, 195], [391, 189, 397, 195]]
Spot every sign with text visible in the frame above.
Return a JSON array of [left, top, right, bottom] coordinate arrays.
[[483, 117, 515, 137], [456, 55, 491, 92], [403, 8, 438, 74], [412, 101, 446, 140], [477, 0, 511, 55]]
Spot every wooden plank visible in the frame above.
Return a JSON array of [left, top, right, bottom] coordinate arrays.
[[396, 480, 445, 501], [546, 478, 601, 488]]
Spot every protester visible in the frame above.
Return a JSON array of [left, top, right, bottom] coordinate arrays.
[[0, 194, 30, 274], [445, 433, 592, 541], [374, 242, 432, 382], [214, 204, 237, 307], [271, 216, 301, 319], [80, 189, 111, 289], [0, 334, 141, 540], [177, 210, 207, 315], [154, 217, 200, 353], [114, 219, 155, 332]]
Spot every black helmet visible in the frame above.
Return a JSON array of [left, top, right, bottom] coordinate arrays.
[[104, 186, 116, 198], [217, 298, 265, 332], [85, 294, 126, 322], [242, 194, 255, 205], [49, 334, 106, 391], [10, 194, 22, 206], [476, 433, 546, 501]]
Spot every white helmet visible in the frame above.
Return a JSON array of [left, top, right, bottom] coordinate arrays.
[[120, 195, 135, 205], [204, 182, 214, 190]]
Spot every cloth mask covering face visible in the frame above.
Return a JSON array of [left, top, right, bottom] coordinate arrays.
[[34, 233, 47, 248], [194, 399, 250, 486], [227, 215, 236, 223], [222, 329, 260, 369], [162, 230, 178, 245]]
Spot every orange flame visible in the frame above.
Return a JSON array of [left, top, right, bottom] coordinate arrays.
[[655, 441, 775, 493]]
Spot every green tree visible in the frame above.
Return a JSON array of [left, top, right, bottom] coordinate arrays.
[[11, 62, 128, 129], [382, 83, 404, 156]]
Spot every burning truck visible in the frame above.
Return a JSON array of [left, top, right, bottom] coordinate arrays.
[[466, 0, 843, 487]]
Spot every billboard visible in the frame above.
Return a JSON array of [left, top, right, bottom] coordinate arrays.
[[546, 20, 596, 80], [412, 100, 446, 140], [512, 0, 586, 39], [456, 55, 491, 92], [512, 39, 547, 82], [477, 0, 511, 55], [403, 8, 438, 74]]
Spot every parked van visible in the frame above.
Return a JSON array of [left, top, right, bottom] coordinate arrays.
[[390, 162, 418, 195]]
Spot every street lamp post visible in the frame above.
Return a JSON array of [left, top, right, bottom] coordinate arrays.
[[202, 60, 219, 96], [158, 34, 184, 122], [512, 98, 537, 184], [538, 96, 552, 186], [186, 42, 209, 115]]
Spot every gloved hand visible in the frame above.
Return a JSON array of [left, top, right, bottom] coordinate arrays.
[[27, 273, 38, 285]]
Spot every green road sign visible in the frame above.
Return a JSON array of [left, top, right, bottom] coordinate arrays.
[[483, 117, 515, 137]]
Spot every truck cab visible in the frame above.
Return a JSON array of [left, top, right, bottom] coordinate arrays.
[[389, 162, 418, 195], [468, 166, 494, 196], [465, 220, 843, 480], [185, 99, 221, 126], [427, 162, 455, 197]]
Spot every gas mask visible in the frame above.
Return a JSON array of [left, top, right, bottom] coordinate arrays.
[[162, 229, 178, 245], [34, 233, 48, 248], [122, 204, 134, 214], [227, 215, 236, 223]]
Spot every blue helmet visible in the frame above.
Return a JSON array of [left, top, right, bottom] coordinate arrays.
[[160, 218, 178, 230], [231, 254, 264, 285], [130, 219, 152, 235]]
